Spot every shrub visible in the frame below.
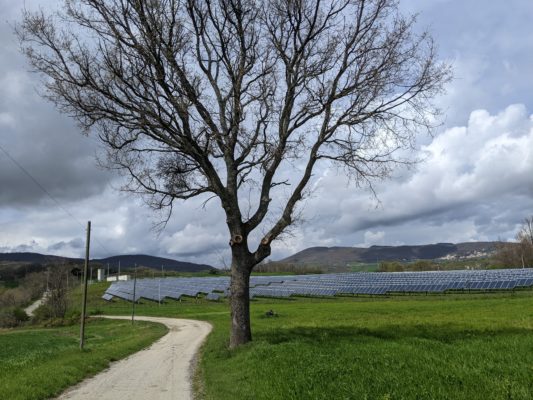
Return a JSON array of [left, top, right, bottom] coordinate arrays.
[[12, 308, 29, 322], [31, 303, 53, 322], [0, 309, 18, 328], [0, 307, 29, 328], [31, 305, 81, 327]]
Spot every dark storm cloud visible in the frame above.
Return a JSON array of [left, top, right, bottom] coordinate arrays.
[[0, 1, 112, 208], [47, 237, 84, 251]]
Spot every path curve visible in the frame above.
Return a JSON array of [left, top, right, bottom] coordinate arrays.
[[24, 291, 49, 316], [56, 316, 212, 400]]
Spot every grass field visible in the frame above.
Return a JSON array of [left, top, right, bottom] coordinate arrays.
[[5, 281, 533, 399], [198, 295, 533, 400], [0, 318, 167, 400], [75, 283, 533, 400]]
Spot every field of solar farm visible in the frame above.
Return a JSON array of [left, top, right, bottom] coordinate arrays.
[[3, 265, 530, 400], [90, 270, 533, 400], [103, 268, 533, 302]]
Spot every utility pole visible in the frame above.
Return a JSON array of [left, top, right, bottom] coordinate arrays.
[[131, 264, 137, 325], [158, 265, 162, 306], [118, 260, 121, 281], [107, 263, 110, 280], [80, 221, 91, 350]]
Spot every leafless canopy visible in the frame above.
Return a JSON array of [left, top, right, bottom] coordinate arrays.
[[19, 0, 449, 264], [516, 216, 533, 267], [19, 0, 451, 347], [493, 216, 533, 269]]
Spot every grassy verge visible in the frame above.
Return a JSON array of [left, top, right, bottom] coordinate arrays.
[[0, 318, 167, 400], [76, 283, 533, 400]]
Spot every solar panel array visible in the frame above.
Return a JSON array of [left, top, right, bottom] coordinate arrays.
[[103, 268, 533, 302]]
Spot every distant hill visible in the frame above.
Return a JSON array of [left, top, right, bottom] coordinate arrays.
[[0, 252, 212, 273], [96, 255, 212, 272], [0, 252, 73, 265], [280, 242, 503, 267]]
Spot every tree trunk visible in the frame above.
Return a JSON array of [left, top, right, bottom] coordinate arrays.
[[229, 253, 253, 348]]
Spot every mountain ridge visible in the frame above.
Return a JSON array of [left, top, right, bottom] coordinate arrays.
[[279, 241, 503, 266], [0, 252, 212, 272]]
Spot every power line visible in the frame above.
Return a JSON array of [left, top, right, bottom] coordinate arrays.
[[0, 142, 113, 256], [0, 143, 84, 228]]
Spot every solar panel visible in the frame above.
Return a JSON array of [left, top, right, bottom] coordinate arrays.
[[103, 267, 533, 301], [206, 293, 220, 301]]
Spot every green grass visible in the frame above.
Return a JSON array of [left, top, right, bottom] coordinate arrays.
[[193, 294, 533, 400], [0, 318, 167, 400], [79, 286, 533, 400], [24, 283, 533, 399]]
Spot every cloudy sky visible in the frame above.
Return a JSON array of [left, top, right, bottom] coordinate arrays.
[[1, 0, 532, 266]]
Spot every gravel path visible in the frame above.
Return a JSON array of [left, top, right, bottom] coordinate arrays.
[[56, 316, 212, 400], [24, 292, 48, 316]]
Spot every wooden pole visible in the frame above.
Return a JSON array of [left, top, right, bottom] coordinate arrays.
[[131, 264, 137, 325], [80, 221, 91, 350], [159, 264, 163, 306]]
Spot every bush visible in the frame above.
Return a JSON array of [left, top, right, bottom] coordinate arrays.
[[0, 287, 32, 308], [13, 308, 29, 322], [65, 309, 82, 325], [31, 305, 81, 327], [0, 307, 29, 328], [31, 303, 53, 322], [66, 309, 81, 319], [89, 308, 103, 316], [0, 310, 18, 328]]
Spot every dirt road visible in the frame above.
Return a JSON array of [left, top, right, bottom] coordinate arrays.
[[56, 316, 212, 400], [24, 292, 48, 316]]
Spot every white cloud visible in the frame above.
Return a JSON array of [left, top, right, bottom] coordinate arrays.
[[277, 104, 533, 256], [161, 223, 227, 257], [361, 231, 386, 247]]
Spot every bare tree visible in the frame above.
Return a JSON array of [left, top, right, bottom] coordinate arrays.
[[493, 217, 533, 268], [518, 217, 533, 247], [18, 0, 449, 347], [517, 216, 533, 267], [45, 264, 71, 319]]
